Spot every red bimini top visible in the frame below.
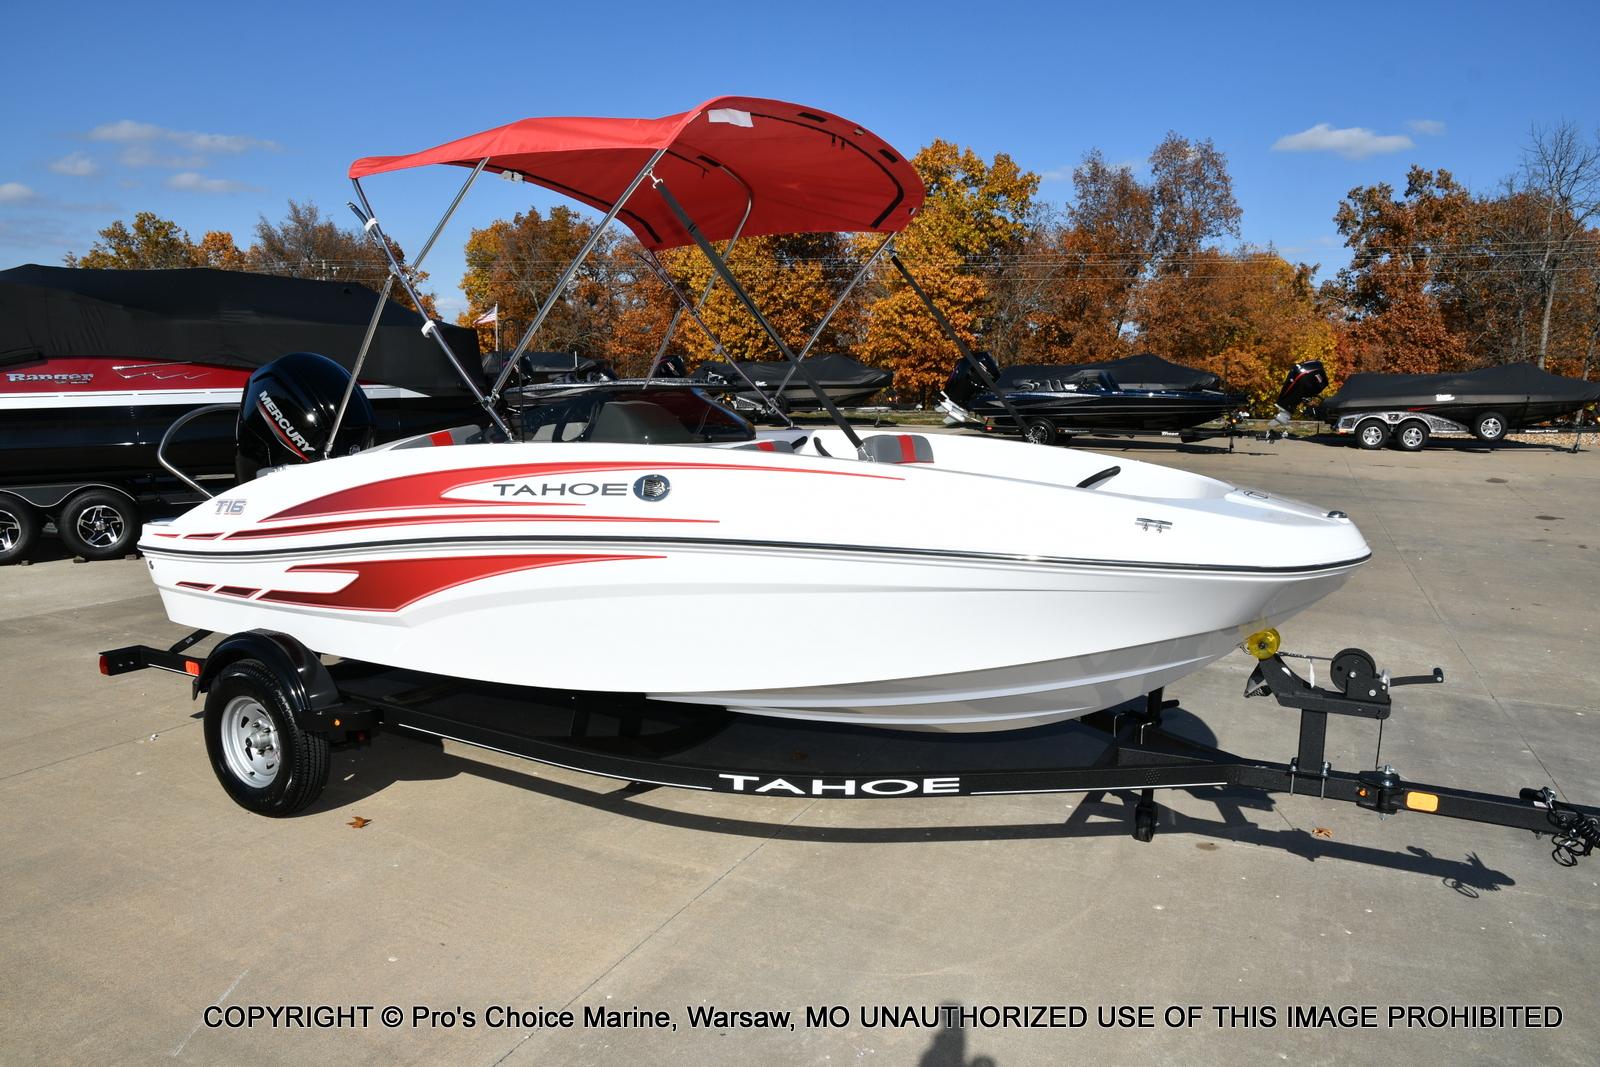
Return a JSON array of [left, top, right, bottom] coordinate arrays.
[[349, 96, 925, 251]]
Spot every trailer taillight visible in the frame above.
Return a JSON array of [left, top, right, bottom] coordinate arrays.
[[184, 659, 201, 677]]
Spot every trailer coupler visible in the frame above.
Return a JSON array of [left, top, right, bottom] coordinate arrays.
[[1523, 787, 1600, 866]]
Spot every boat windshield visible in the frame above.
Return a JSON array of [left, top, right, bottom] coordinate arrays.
[[517, 387, 755, 445]]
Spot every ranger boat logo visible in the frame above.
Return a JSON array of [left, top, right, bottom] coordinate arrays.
[[633, 475, 671, 501], [7, 371, 95, 384], [257, 389, 313, 458]]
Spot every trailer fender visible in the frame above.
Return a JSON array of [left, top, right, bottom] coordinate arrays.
[[195, 630, 350, 735]]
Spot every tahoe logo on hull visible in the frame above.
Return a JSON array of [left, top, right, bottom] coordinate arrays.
[[717, 774, 962, 796], [490, 481, 628, 498]]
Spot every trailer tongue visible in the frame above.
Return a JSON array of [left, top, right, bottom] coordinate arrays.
[[99, 628, 1600, 866]]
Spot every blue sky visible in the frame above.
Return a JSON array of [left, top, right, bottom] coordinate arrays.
[[2, 0, 1593, 320]]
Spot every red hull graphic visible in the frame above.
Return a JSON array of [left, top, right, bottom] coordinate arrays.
[[267, 460, 900, 521], [254, 553, 655, 612]]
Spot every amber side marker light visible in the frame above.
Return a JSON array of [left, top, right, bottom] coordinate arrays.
[[184, 660, 202, 677], [1405, 791, 1440, 813]]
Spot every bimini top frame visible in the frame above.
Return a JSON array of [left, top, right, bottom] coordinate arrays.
[[341, 96, 1030, 452]]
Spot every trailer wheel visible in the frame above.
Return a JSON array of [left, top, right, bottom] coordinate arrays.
[[204, 659, 329, 816], [1393, 420, 1429, 451], [0, 496, 42, 565], [1355, 419, 1390, 450], [1024, 418, 1056, 446], [57, 489, 140, 560], [1472, 411, 1507, 443]]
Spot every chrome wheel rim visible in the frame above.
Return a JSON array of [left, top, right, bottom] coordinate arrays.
[[220, 696, 281, 786], [1481, 417, 1503, 439], [0, 511, 18, 552], [76, 505, 124, 549], [1360, 425, 1385, 446], [1027, 425, 1050, 444], [1401, 426, 1425, 448]]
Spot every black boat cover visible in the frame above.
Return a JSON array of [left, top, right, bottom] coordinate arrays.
[[993, 353, 1222, 393], [0, 264, 480, 395], [1322, 363, 1600, 414], [695, 353, 892, 389]]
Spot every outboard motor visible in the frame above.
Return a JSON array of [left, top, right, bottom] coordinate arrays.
[[941, 351, 1001, 408], [236, 352, 375, 482], [652, 353, 688, 379], [1275, 359, 1329, 423]]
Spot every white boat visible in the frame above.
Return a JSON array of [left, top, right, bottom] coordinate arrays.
[[137, 96, 1368, 733]]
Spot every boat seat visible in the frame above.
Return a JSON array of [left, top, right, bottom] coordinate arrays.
[[859, 433, 934, 464], [735, 439, 798, 453]]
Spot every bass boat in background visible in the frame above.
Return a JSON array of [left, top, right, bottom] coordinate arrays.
[[693, 353, 893, 412], [940, 352, 1244, 445], [135, 96, 1369, 734]]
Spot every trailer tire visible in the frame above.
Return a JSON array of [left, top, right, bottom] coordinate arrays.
[[1393, 420, 1429, 451], [0, 496, 42, 565], [204, 659, 329, 816], [1472, 411, 1507, 443], [57, 489, 140, 560], [1024, 418, 1056, 446], [1355, 419, 1390, 450]]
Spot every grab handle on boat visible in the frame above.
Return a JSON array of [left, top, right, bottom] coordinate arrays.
[[157, 403, 237, 499]]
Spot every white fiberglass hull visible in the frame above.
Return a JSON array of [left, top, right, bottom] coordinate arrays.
[[140, 430, 1369, 732]]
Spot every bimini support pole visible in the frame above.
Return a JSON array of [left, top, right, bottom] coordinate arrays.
[[887, 251, 1033, 441], [648, 178, 753, 377], [350, 169, 513, 441], [326, 158, 491, 456], [489, 147, 671, 406], [635, 250, 793, 426], [650, 174, 865, 452], [768, 234, 898, 406]]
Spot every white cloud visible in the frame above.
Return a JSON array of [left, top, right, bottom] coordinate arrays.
[[0, 181, 37, 202], [1272, 123, 1414, 160], [1407, 118, 1446, 136], [166, 172, 254, 194], [1039, 166, 1074, 182], [50, 152, 99, 177], [87, 119, 279, 166], [120, 144, 208, 169]]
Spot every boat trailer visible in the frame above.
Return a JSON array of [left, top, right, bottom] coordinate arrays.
[[99, 630, 1600, 866]]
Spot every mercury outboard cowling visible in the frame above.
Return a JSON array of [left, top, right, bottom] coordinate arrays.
[[652, 353, 687, 379], [1275, 359, 1329, 421], [236, 352, 376, 482], [942, 351, 1002, 408]]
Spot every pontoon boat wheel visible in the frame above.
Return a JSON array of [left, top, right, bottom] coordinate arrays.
[[1472, 411, 1507, 443], [0, 498, 41, 565], [203, 659, 329, 816], [1355, 419, 1389, 450], [57, 489, 139, 561], [1394, 421, 1429, 451], [1024, 418, 1056, 446]]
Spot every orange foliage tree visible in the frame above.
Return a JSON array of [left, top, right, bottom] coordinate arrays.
[[859, 140, 1038, 403], [1138, 250, 1336, 409]]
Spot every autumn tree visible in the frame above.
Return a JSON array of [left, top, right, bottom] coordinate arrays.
[[1502, 122, 1600, 368], [1324, 166, 1473, 374], [67, 211, 208, 269], [1017, 135, 1241, 360], [859, 140, 1039, 402], [457, 206, 624, 359], [249, 199, 435, 314], [1137, 249, 1336, 409]]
